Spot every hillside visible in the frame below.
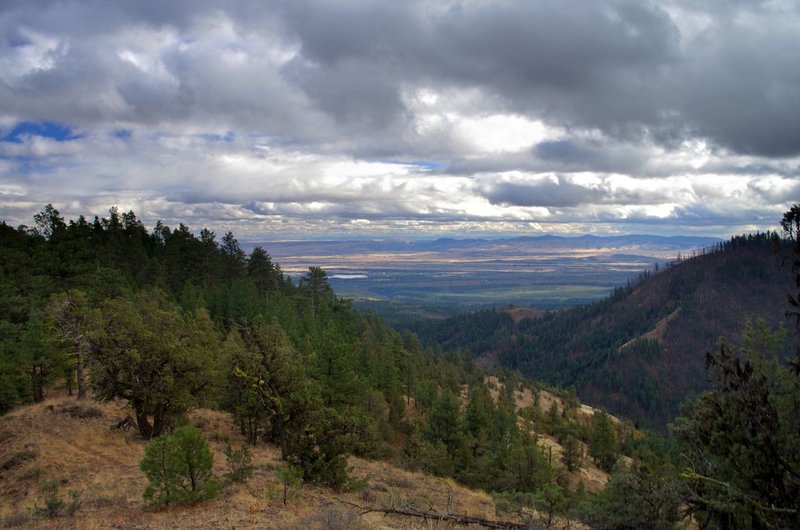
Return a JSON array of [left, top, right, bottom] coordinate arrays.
[[0, 398, 495, 529], [405, 233, 794, 429], [10, 205, 783, 528], [0, 205, 638, 529], [0, 390, 618, 529]]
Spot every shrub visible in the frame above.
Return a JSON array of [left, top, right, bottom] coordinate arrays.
[[34, 480, 64, 518], [32, 479, 80, 519], [289, 409, 352, 491], [275, 461, 302, 505], [223, 441, 253, 483], [140, 425, 221, 509]]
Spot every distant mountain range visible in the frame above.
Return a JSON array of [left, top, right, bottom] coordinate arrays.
[[248, 234, 721, 256], [403, 233, 794, 429]]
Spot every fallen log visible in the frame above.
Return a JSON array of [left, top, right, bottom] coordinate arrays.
[[110, 415, 138, 432], [336, 498, 540, 529]]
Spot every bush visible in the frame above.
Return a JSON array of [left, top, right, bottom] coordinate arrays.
[[32, 479, 80, 518], [580, 463, 680, 530], [223, 441, 253, 483], [289, 409, 353, 491], [140, 425, 221, 509]]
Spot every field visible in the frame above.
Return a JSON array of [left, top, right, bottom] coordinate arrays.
[[249, 234, 719, 319]]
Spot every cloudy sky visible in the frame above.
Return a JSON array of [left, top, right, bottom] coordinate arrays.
[[0, 0, 798, 241]]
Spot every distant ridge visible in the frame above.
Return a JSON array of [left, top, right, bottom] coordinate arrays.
[[248, 233, 722, 254], [405, 233, 791, 429]]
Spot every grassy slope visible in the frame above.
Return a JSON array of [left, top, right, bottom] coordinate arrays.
[[0, 392, 605, 529]]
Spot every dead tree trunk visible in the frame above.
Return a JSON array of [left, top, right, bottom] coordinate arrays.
[[335, 499, 543, 529]]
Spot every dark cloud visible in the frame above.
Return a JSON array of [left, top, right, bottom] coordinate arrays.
[[0, 0, 798, 238], [3, 0, 798, 156], [281, 57, 406, 131], [481, 176, 605, 208], [271, 0, 683, 144]]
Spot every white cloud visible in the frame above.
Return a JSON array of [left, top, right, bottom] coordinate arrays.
[[455, 114, 551, 153]]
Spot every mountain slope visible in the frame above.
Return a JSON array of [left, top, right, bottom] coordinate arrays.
[[406, 234, 794, 429]]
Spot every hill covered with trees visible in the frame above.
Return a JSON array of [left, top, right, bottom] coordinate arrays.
[[405, 232, 795, 429], [0, 205, 650, 527]]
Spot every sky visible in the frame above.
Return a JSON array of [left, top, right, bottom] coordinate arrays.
[[0, 0, 798, 241]]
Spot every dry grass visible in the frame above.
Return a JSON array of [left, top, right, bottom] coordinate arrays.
[[0, 398, 509, 529]]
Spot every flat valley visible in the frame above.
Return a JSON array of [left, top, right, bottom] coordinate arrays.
[[251, 234, 720, 317]]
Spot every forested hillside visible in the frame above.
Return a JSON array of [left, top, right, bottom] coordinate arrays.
[[0, 205, 651, 528], [0, 205, 471, 467], [406, 232, 794, 429], [2, 204, 799, 529]]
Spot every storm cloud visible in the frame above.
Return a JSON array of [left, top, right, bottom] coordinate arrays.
[[0, 0, 798, 239]]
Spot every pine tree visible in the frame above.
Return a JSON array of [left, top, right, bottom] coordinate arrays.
[[588, 409, 618, 472], [674, 321, 800, 529], [140, 425, 221, 509], [561, 435, 583, 472], [46, 290, 93, 399]]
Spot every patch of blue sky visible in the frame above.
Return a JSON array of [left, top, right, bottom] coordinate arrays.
[[1, 121, 81, 143], [113, 129, 133, 139], [200, 131, 235, 143], [8, 38, 30, 48]]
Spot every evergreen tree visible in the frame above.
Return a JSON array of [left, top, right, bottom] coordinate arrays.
[[19, 313, 58, 403], [46, 290, 93, 399], [427, 390, 463, 455], [588, 409, 618, 472], [247, 246, 278, 297], [673, 321, 800, 529], [583, 462, 681, 530], [231, 318, 313, 459], [561, 435, 583, 472], [300, 266, 333, 320], [220, 231, 246, 283], [32, 204, 66, 240], [140, 425, 221, 509], [88, 290, 217, 438]]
